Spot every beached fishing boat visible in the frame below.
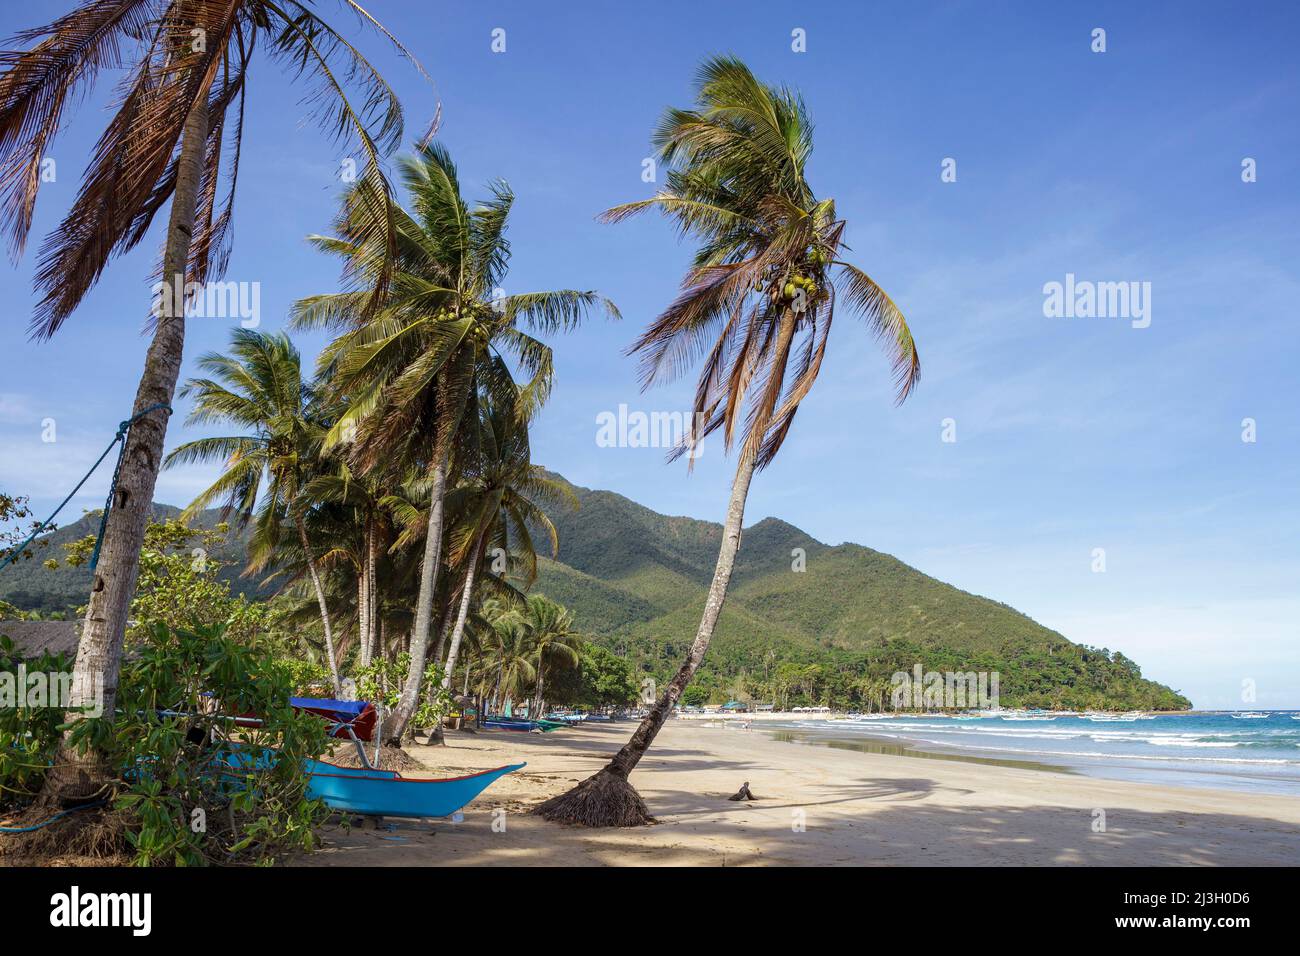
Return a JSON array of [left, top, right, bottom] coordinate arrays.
[[483, 717, 555, 732], [233, 697, 522, 816], [529, 719, 568, 731], [493, 715, 568, 731], [220, 748, 524, 819], [304, 759, 524, 818], [220, 699, 525, 818], [483, 719, 538, 732]]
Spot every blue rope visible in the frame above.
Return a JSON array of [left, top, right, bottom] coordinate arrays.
[[88, 403, 172, 570], [0, 403, 171, 576], [0, 799, 106, 834]]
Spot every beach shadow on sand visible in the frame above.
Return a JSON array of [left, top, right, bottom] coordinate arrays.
[[299, 788, 1300, 867]]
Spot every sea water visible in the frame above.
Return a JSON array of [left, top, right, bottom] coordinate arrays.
[[770, 712, 1300, 796]]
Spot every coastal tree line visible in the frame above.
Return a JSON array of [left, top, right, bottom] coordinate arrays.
[[647, 642, 1190, 713]]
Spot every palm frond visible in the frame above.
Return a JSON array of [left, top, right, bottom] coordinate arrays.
[[836, 261, 920, 403]]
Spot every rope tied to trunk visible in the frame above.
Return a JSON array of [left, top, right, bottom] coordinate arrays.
[[89, 403, 172, 570], [0, 403, 171, 576]]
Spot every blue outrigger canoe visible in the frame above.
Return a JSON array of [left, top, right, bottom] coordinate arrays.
[[483, 716, 566, 733], [304, 758, 525, 819], [222, 698, 524, 819]]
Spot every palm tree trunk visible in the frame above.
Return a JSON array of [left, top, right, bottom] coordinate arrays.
[[440, 533, 486, 689], [490, 664, 503, 712], [358, 517, 377, 668], [534, 446, 757, 826], [46, 83, 212, 801], [384, 452, 449, 744], [533, 664, 546, 719], [296, 515, 341, 697], [423, 600, 460, 745], [430, 597, 457, 669], [366, 517, 378, 664], [357, 556, 370, 669]]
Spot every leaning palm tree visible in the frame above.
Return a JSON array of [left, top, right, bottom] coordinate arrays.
[[0, 0, 427, 793], [297, 142, 615, 744], [163, 328, 343, 694], [535, 56, 920, 826]]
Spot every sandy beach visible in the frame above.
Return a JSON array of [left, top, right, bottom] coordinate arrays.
[[299, 721, 1300, 866]]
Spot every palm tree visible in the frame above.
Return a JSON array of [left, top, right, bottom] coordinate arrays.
[[297, 142, 615, 744], [516, 595, 583, 718], [163, 328, 343, 694], [0, 0, 426, 792], [535, 57, 920, 826], [483, 615, 535, 715], [305, 465, 389, 667], [435, 391, 574, 703]]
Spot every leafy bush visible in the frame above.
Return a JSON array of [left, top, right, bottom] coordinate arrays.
[[0, 635, 70, 802], [53, 518, 278, 648], [2, 621, 331, 866], [355, 654, 452, 732], [280, 657, 332, 697]]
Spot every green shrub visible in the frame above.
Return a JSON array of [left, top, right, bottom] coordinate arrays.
[[2, 621, 331, 866], [355, 653, 452, 732], [0, 635, 70, 802]]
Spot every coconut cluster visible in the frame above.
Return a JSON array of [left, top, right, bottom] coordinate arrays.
[[753, 248, 828, 303]]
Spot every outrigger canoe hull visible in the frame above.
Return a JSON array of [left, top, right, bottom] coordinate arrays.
[[304, 759, 525, 819]]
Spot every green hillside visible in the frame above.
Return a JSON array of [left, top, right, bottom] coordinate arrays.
[[532, 473, 1190, 711], [0, 473, 1190, 710]]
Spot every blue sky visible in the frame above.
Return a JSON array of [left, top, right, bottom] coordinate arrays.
[[1, 1, 1297, 708]]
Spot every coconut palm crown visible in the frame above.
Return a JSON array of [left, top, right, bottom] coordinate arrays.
[[163, 328, 346, 693], [602, 55, 919, 468]]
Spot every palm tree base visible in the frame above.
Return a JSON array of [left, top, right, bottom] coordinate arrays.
[[0, 804, 127, 864], [531, 769, 653, 827], [39, 746, 114, 805]]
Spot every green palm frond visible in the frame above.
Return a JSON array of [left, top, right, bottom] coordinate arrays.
[[602, 55, 919, 469]]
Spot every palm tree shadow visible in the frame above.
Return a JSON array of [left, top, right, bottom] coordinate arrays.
[[647, 778, 948, 817], [302, 793, 1300, 867]]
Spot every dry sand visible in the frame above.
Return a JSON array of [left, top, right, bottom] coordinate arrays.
[[297, 721, 1300, 866]]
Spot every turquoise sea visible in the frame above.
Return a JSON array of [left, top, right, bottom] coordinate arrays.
[[769, 712, 1300, 796]]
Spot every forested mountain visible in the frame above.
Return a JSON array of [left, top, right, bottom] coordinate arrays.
[[0, 473, 1190, 710], [531, 474, 1190, 711]]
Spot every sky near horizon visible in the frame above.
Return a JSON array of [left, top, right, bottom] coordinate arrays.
[[1, 1, 1297, 709]]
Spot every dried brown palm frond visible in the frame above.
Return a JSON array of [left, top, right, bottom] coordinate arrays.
[[0, 0, 434, 338]]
